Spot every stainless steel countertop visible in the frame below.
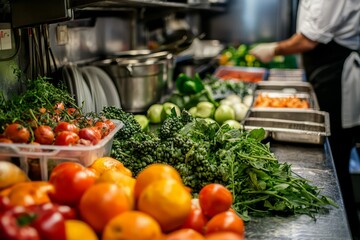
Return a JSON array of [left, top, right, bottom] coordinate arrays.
[[245, 138, 352, 240]]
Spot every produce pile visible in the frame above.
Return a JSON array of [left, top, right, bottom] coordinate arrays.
[[219, 44, 298, 69], [166, 73, 253, 111], [0, 74, 337, 239], [103, 107, 337, 221], [141, 73, 254, 130], [0, 159, 245, 240], [0, 76, 115, 146]]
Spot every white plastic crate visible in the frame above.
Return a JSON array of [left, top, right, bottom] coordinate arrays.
[[0, 120, 123, 181]]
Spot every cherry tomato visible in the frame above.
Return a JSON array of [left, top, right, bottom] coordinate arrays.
[[105, 119, 116, 131], [39, 107, 47, 114], [66, 108, 78, 115], [78, 127, 101, 145], [204, 211, 245, 236], [181, 204, 208, 234], [54, 102, 65, 114], [49, 162, 97, 207], [34, 125, 55, 145], [4, 123, 30, 143], [94, 121, 110, 138], [0, 138, 13, 144], [54, 122, 80, 134], [54, 131, 79, 146], [164, 228, 205, 240], [198, 183, 233, 218]]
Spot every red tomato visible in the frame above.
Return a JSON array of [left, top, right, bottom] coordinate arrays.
[[198, 183, 233, 218], [49, 162, 97, 207], [0, 138, 13, 143], [105, 119, 116, 131], [54, 122, 80, 134], [181, 204, 208, 234], [54, 131, 79, 146], [54, 102, 65, 114], [78, 127, 101, 145], [205, 232, 244, 240], [4, 123, 30, 143], [164, 228, 205, 240], [204, 211, 245, 236], [55, 102, 65, 110], [94, 121, 110, 138], [66, 108, 78, 115], [34, 125, 55, 145]]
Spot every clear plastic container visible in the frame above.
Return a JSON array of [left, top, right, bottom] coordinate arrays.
[[0, 120, 123, 181]]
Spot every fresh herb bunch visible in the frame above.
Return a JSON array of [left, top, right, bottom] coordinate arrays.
[[105, 106, 337, 221]]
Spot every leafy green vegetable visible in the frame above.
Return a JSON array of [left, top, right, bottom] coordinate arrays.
[[105, 106, 337, 221]]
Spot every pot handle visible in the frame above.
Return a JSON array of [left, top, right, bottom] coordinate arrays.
[[126, 64, 133, 76]]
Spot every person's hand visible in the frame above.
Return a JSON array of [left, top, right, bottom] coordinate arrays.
[[249, 42, 278, 63]]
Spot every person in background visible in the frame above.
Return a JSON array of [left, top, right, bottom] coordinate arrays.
[[250, 0, 360, 238]]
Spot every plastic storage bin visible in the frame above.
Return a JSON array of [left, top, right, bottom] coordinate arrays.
[[0, 120, 123, 181]]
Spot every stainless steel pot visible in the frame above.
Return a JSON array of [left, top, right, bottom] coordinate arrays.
[[107, 50, 176, 92], [93, 57, 166, 113]]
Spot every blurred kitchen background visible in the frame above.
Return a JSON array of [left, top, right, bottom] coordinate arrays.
[[0, 0, 299, 96]]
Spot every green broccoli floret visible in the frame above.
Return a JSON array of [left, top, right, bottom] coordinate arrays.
[[101, 106, 142, 140], [157, 110, 193, 140]]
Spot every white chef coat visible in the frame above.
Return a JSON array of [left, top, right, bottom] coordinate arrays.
[[297, 0, 360, 51]]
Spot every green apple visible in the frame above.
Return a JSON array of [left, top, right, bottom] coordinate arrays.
[[147, 104, 164, 124], [134, 114, 150, 132], [188, 107, 197, 117], [161, 102, 181, 120], [222, 119, 243, 129], [214, 104, 235, 124], [196, 101, 215, 118]]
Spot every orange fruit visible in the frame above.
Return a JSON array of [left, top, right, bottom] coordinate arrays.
[[163, 228, 205, 240], [79, 182, 133, 233], [137, 178, 192, 233], [205, 232, 244, 240], [65, 219, 98, 240], [102, 211, 162, 240], [96, 169, 136, 208], [134, 163, 182, 199], [88, 157, 132, 177], [0, 161, 29, 190]]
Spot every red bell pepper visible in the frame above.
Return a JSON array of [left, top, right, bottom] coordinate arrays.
[[0, 195, 12, 213], [0, 202, 75, 240]]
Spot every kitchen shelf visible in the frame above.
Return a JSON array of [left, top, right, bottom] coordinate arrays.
[[70, 0, 225, 12]]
